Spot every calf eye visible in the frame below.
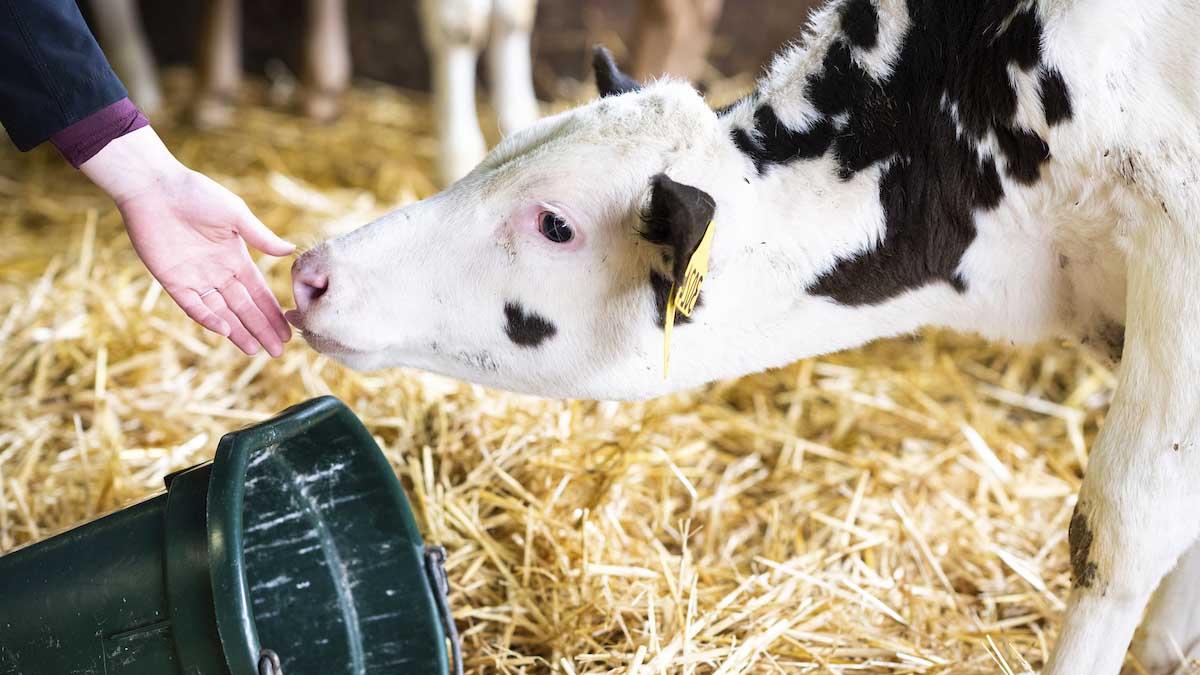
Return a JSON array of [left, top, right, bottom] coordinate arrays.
[[539, 212, 574, 243]]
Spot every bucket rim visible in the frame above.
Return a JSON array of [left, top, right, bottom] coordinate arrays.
[[207, 395, 349, 674]]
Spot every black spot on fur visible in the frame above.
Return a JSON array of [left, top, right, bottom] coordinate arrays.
[[649, 270, 696, 328], [976, 157, 1005, 209], [1039, 69, 1074, 126], [729, 1, 1069, 306], [839, 0, 879, 49], [1081, 320, 1125, 364], [1068, 508, 1097, 588], [731, 105, 834, 175], [503, 302, 557, 347], [995, 126, 1050, 184], [807, 156, 975, 304], [806, 41, 874, 118]]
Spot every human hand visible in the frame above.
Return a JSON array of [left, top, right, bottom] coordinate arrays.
[[81, 127, 295, 356]]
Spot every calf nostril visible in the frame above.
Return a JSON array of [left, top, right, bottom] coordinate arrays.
[[291, 256, 331, 313], [307, 274, 329, 298]]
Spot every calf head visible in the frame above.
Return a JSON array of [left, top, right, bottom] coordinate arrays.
[[288, 49, 881, 400], [288, 50, 752, 399]]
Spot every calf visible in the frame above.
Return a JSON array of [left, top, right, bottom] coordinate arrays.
[[88, 0, 353, 126], [289, 0, 1200, 672], [89, 0, 540, 181], [90, 1, 729, 185]]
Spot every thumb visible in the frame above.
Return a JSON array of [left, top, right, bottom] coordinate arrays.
[[237, 208, 295, 256]]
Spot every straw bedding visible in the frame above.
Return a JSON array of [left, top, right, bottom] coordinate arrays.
[[0, 72, 1121, 673]]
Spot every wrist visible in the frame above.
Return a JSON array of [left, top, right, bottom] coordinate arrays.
[[80, 126, 188, 205]]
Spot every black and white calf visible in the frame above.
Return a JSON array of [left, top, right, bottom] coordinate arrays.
[[288, 1, 1200, 671]]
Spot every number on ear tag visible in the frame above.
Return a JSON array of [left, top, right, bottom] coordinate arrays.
[[662, 220, 716, 378], [674, 220, 715, 317]]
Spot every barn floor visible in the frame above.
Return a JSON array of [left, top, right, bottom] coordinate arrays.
[[0, 73, 1120, 673]]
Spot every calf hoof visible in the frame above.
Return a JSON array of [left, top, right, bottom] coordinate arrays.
[[303, 89, 343, 124], [194, 93, 235, 130]]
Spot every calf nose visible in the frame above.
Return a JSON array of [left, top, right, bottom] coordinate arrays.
[[291, 252, 330, 313]]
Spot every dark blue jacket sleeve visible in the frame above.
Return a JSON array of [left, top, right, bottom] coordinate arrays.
[[0, 0, 128, 151]]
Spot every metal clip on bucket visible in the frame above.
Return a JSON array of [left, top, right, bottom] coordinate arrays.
[[0, 396, 455, 674]]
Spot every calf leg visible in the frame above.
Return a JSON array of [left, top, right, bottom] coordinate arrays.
[[419, 0, 490, 185], [302, 0, 351, 122], [630, 0, 723, 82], [1045, 211, 1200, 674], [487, 0, 539, 136], [195, 0, 242, 129], [89, 0, 162, 114], [1130, 538, 1200, 674]]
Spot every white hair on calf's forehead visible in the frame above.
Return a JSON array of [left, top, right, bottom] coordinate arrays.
[[473, 79, 719, 191]]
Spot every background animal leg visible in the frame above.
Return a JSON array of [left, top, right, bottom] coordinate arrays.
[[419, 0, 490, 185], [302, 0, 351, 123], [88, 0, 162, 115], [487, 0, 539, 136], [195, 0, 242, 129]]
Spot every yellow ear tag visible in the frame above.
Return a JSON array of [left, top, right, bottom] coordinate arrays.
[[663, 219, 716, 378]]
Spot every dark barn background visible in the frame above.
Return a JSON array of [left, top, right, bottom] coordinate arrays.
[[81, 1, 821, 98]]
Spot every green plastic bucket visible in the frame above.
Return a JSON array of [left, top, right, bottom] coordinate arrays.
[[0, 396, 457, 675]]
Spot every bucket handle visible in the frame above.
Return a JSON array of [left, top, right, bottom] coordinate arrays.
[[424, 546, 464, 675], [257, 649, 282, 675]]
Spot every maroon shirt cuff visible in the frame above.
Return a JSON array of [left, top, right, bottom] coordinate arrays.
[[50, 98, 150, 169]]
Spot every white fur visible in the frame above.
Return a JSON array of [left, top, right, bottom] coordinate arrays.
[[1133, 539, 1200, 673], [295, 2, 1200, 672]]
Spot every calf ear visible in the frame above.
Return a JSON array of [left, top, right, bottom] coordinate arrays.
[[644, 174, 716, 287], [592, 46, 642, 98]]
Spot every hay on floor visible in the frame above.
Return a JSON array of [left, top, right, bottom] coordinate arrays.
[[0, 71, 1118, 673]]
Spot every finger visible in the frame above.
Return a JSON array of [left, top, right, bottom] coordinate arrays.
[[203, 290, 260, 355], [236, 207, 295, 256], [221, 278, 285, 357], [239, 259, 292, 343], [171, 289, 232, 337]]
